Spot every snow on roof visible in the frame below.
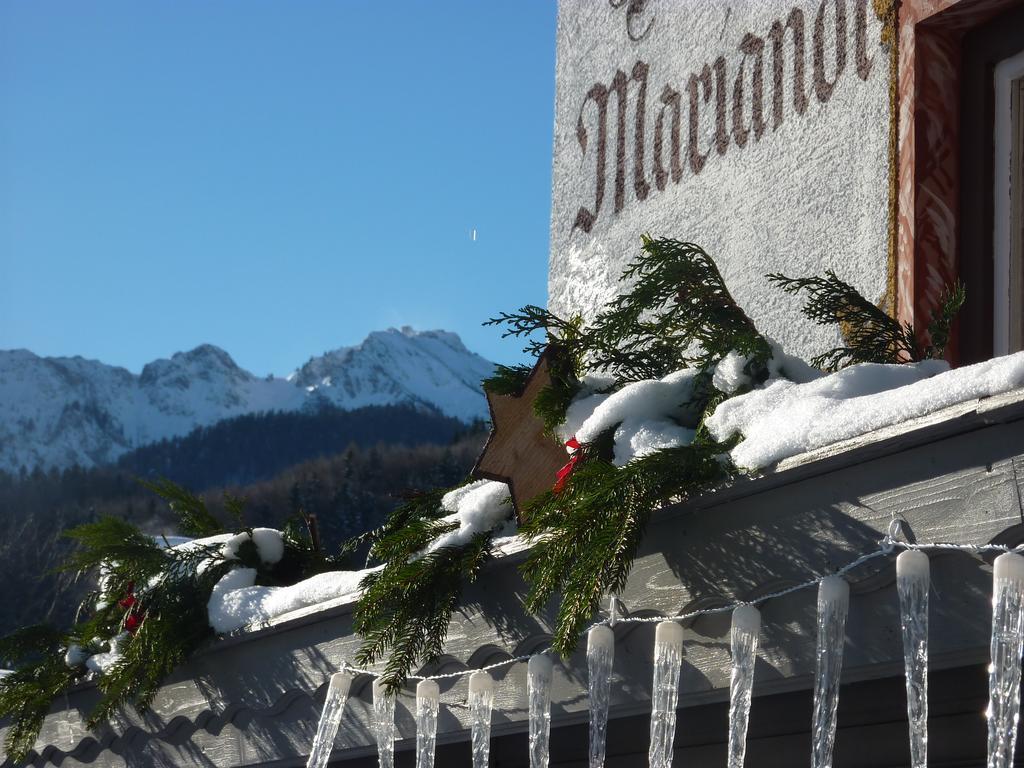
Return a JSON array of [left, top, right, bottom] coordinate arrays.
[[195, 353, 1024, 637], [208, 567, 373, 634], [707, 352, 1024, 470]]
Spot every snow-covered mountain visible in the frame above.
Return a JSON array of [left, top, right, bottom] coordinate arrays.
[[0, 327, 495, 473]]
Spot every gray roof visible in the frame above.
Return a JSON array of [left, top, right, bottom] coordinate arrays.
[[6, 390, 1024, 767]]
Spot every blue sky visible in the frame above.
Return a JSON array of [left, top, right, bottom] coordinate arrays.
[[0, 2, 556, 375]]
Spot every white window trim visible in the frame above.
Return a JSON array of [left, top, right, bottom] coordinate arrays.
[[993, 49, 1024, 356]]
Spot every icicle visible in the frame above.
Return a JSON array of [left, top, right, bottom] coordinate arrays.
[[416, 679, 440, 768], [811, 576, 849, 768], [468, 671, 494, 768], [306, 671, 353, 768], [528, 654, 554, 768], [372, 679, 396, 768], [896, 550, 930, 768], [727, 605, 761, 768], [649, 621, 684, 768], [988, 552, 1024, 768], [587, 625, 615, 767]]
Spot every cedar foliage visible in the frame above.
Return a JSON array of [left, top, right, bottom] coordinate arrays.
[[0, 477, 360, 761], [520, 443, 728, 653], [351, 485, 511, 692], [768, 271, 966, 369], [588, 237, 772, 378], [487, 238, 770, 653]]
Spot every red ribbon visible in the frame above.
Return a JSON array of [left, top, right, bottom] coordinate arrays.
[[119, 582, 143, 632], [118, 582, 136, 609], [553, 437, 582, 494]]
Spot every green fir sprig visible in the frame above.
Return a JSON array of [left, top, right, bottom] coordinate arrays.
[[925, 281, 966, 360], [351, 484, 508, 692], [0, 480, 349, 763], [520, 441, 730, 653], [587, 237, 772, 379], [768, 271, 966, 370], [353, 531, 494, 693], [0, 634, 81, 760]]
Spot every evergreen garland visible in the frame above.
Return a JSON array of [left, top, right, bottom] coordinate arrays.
[[0, 483, 348, 762], [351, 485, 505, 692], [588, 237, 772, 378], [477, 237, 965, 656], [487, 238, 770, 652], [0, 627, 80, 760], [520, 442, 729, 653], [768, 270, 966, 370], [0, 235, 968, 760]]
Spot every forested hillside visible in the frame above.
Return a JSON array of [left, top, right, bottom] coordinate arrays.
[[116, 403, 481, 490], [0, 408, 487, 636]]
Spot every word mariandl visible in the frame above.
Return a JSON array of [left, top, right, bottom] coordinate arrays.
[[573, 0, 876, 233]]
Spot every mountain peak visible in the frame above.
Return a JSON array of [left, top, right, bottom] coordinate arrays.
[[290, 327, 494, 423], [175, 344, 239, 368], [0, 330, 494, 472]]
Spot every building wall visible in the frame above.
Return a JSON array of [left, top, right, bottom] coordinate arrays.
[[547, 0, 892, 363]]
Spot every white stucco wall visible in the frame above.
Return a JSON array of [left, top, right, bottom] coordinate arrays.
[[548, 0, 890, 361]]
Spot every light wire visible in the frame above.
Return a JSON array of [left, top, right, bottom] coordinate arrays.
[[338, 536, 1021, 684]]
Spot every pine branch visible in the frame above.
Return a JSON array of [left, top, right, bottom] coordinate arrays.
[[349, 481, 503, 690], [925, 280, 966, 359], [353, 533, 493, 692], [60, 516, 167, 579], [588, 237, 772, 380], [0, 654, 81, 761], [339, 489, 447, 560], [481, 364, 532, 396], [519, 442, 730, 654], [87, 558, 229, 725], [138, 478, 225, 537], [768, 270, 918, 370], [0, 624, 63, 666]]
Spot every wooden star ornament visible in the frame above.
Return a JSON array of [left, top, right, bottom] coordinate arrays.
[[472, 347, 572, 522]]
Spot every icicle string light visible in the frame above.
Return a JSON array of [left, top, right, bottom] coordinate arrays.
[[587, 625, 615, 768], [468, 671, 495, 768], [649, 621, 684, 768], [311, 538, 1021, 767], [415, 679, 440, 768], [306, 672, 353, 768], [896, 549, 930, 768], [811, 576, 850, 768], [528, 654, 554, 768], [372, 678, 396, 768], [727, 605, 761, 768], [987, 552, 1024, 768]]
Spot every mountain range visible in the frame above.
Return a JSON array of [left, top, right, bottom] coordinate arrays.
[[0, 327, 495, 473]]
